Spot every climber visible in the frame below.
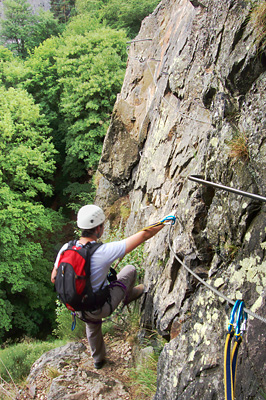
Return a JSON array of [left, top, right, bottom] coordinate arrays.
[[51, 204, 175, 369]]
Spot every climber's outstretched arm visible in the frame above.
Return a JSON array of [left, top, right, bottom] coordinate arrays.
[[125, 214, 176, 254], [125, 223, 164, 254]]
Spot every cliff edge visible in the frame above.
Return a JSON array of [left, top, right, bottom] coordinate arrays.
[[96, 0, 266, 399]]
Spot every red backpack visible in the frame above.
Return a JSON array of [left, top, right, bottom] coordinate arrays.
[[55, 241, 110, 312]]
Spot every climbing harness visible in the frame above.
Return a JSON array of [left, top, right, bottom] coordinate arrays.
[[188, 175, 266, 203], [224, 300, 247, 400], [71, 280, 128, 329]]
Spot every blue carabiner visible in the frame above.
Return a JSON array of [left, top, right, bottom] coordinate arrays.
[[235, 301, 244, 336], [161, 215, 176, 225], [228, 300, 241, 333], [235, 303, 247, 337], [228, 300, 247, 337]]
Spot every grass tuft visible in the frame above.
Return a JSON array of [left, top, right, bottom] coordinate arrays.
[[46, 366, 61, 379], [250, 2, 266, 51], [229, 132, 249, 163], [130, 354, 158, 399]]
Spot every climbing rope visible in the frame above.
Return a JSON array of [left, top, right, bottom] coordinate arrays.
[[224, 300, 247, 400], [167, 224, 266, 324]]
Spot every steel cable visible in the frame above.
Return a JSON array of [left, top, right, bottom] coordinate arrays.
[[168, 225, 266, 324]]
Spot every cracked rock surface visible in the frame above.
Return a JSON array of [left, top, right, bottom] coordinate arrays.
[[96, 0, 266, 399]]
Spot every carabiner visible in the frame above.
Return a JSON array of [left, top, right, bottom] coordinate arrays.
[[161, 215, 176, 225], [229, 300, 247, 338], [228, 300, 241, 333]]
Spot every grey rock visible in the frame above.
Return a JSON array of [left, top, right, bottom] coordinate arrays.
[[96, 0, 266, 399]]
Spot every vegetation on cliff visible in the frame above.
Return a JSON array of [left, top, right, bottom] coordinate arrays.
[[0, 0, 160, 343]]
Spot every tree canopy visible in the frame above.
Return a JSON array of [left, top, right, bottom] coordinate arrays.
[[57, 27, 127, 178], [0, 0, 160, 342], [0, 0, 62, 58], [0, 86, 65, 341]]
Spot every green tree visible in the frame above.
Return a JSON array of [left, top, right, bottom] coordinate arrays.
[[30, 9, 65, 48], [0, 46, 26, 88], [74, 0, 106, 14], [22, 37, 64, 154], [0, 45, 14, 62], [56, 26, 127, 179], [62, 11, 101, 36], [0, 86, 65, 342], [0, 0, 34, 57], [50, 0, 76, 23], [74, 0, 160, 38], [97, 0, 160, 38], [0, 0, 62, 58]]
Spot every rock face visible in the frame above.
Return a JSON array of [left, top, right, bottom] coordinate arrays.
[[23, 340, 132, 400], [96, 0, 266, 399]]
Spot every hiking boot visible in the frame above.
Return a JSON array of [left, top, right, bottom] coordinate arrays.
[[94, 359, 105, 369], [124, 284, 145, 305]]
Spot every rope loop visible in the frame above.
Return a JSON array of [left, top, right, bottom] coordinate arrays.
[[224, 301, 247, 400]]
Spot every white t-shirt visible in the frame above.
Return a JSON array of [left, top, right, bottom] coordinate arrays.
[[54, 240, 126, 291]]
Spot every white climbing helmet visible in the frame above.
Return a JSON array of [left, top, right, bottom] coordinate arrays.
[[77, 205, 105, 229]]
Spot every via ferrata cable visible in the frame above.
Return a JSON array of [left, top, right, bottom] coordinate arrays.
[[167, 224, 266, 324]]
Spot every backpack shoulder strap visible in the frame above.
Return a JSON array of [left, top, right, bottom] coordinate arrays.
[[67, 240, 77, 249], [83, 242, 103, 277], [84, 241, 103, 255]]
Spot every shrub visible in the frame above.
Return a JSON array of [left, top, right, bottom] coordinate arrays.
[[52, 301, 86, 340], [0, 338, 66, 383]]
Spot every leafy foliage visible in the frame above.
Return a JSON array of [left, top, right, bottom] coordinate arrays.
[[0, 0, 62, 58], [22, 37, 64, 154], [99, 0, 160, 38], [0, 88, 56, 198], [0, 338, 66, 382], [50, 0, 76, 23], [0, 45, 14, 62], [75, 0, 160, 38], [64, 181, 97, 213], [53, 300, 86, 340], [0, 86, 65, 341], [56, 27, 128, 178], [0, 0, 34, 58], [0, 0, 160, 343]]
